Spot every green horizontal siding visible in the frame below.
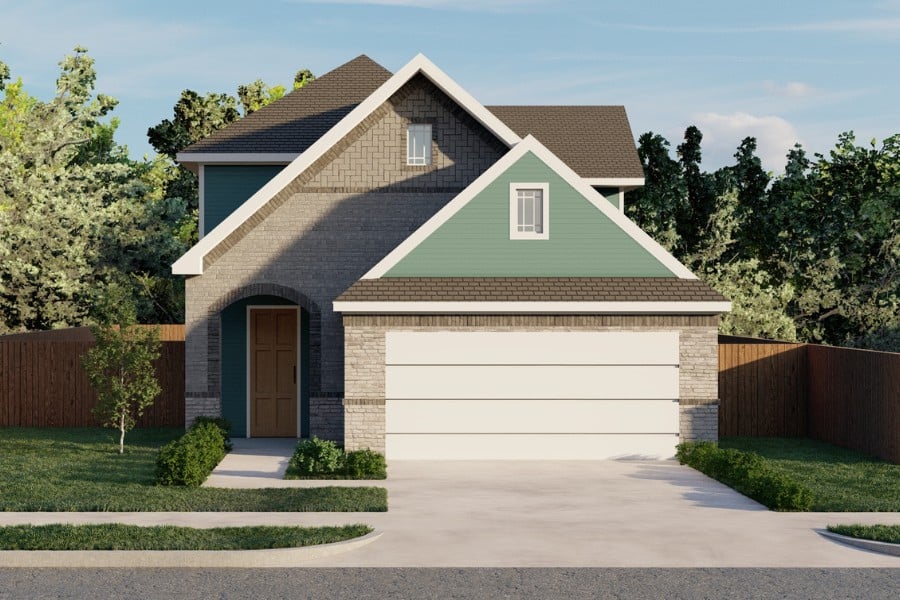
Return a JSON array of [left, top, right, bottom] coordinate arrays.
[[220, 295, 299, 438], [385, 152, 675, 277], [203, 165, 284, 235]]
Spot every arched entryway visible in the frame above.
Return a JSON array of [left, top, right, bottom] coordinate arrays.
[[213, 285, 320, 438]]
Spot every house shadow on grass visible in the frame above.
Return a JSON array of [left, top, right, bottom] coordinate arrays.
[[627, 462, 767, 511]]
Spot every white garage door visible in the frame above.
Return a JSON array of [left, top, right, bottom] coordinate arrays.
[[384, 331, 680, 460]]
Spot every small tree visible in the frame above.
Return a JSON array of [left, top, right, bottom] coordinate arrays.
[[81, 292, 161, 454]]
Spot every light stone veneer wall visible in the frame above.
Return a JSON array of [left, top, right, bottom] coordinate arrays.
[[343, 315, 720, 453], [184, 75, 505, 437]]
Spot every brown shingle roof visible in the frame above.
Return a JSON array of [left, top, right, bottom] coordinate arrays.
[[180, 57, 645, 180], [485, 106, 644, 179], [336, 278, 727, 303], [181, 55, 393, 154]]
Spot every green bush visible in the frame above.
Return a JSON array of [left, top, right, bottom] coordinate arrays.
[[344, 449, 387, 480], [285, 438, 387, 480], [288, 437, 344, 477], [676, 441, 813, 511], [191, 416, 233, 451], [155, 422, 228, 487]]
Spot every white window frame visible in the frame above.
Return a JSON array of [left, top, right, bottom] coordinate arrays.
[[407, 123, 432, 166], [509, 182, 549, 240]]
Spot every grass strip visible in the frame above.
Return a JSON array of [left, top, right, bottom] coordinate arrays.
[[0, 524, 371, 550], [827, 524, 900, 545], [0, 428, 387, 512], [721, 437, 900, 512]]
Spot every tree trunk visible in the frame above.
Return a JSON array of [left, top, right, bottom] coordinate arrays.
[[119, 412, 125, 454]]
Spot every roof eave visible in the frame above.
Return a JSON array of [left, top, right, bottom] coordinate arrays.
[[333, 300, 733, 314]]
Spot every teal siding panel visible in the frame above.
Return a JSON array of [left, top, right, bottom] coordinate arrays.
[[203, 165, 284, 235], [385, 152, 675, 277], [594, 186, 621, 210], [220, 295, 297, 438]]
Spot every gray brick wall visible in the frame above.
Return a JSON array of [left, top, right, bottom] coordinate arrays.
[[680, 404, 719, 442], [185, 76, 504, 436], [342, 315, 720, 451]]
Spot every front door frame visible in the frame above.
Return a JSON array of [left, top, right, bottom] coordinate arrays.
[[246, 305, 301, 438]]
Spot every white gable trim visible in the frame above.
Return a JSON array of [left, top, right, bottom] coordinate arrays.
[[362, 135, 697, 280], [333, 300, 731, 314], [172, 54, 522, 276]]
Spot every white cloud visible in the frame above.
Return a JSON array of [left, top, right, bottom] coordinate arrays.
[[691, 112, 801, 173], [288, 0, 544, 12], [604, 18, 900, 34], [762, 81, 818, 98]]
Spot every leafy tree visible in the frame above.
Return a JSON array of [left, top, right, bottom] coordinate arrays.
[[81, 288, 161, 454], [0, 48, 187, 331], [293, 68, 315, 90], [676, 126, 720, 256], [626, 132, 684, 252]]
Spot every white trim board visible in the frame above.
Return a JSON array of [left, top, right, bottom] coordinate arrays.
[[172, 53, 521, 275], [361, 135, 698, 280], [584, 177, 645, 187], [333, 300, 732, 314], [245, 305, 301, 439], [177, 153, 299, 164]]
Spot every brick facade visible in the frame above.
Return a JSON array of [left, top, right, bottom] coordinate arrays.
[[184, 77, 505, 435], [342, 314, 720, 451]]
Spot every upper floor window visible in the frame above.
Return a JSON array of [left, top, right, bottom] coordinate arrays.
[[509, 183, 549, 240], [407, 124, 432, 166]]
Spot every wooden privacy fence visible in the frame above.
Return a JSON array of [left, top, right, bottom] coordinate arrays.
[[719, 335, 900, 463], [0, 326, 185, 428]]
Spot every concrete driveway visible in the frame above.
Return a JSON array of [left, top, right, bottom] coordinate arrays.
[[5, 457, 899, 567], [303, 460, 900, 567]]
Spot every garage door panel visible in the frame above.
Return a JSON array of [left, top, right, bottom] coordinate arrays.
[[386, 331, 678, 366], [386, 365, 678, 400], [385, 433, 678, 460], [386, 399, 679, 434]]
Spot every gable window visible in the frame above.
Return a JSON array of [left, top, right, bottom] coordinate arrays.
[[407, 124, 432, 166], [509, 183, 549, 240]]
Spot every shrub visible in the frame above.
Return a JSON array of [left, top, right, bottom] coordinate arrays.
[[676, 441, 813, 511], [288, 437, 344, 477], [191, 416, 233, 451], [286, 438, 387, 480], [155, 422, 227, 487], [344, 449, 387, 480]]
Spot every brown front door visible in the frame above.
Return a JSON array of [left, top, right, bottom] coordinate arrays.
[[250, 308, 297, 437]]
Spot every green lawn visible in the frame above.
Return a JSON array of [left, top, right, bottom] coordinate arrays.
[[827, 524, 900, 545], [0, 523, 371, 550], [0, 428, 387, 512], [720, 437, 900, 512]]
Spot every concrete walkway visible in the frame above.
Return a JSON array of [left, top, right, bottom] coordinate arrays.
[[2, 444, 899, 567]]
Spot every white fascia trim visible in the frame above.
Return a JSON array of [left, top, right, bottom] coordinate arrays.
[[363, 135, 697, 280], [172, 53, 521, 276], [333, 300, 732, 314], [584, 177, 645, 187], [176, 152, 299, 164]]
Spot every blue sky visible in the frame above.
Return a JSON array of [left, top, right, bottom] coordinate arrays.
[[2, 0, 898, 172]]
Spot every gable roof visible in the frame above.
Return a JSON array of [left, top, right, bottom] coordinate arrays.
[[487, 106, 644, 181], [361, 134, 696, 281], [178, 55, 392, 162], [172, 54, 522, 275], [175, 57, 644, 182]]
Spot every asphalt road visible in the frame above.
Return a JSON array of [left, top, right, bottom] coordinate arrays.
[[1, 568, 898, 599]]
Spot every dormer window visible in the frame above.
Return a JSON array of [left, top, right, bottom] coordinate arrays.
[[509, 183, 549, 240], [407, 124, 432, 166]]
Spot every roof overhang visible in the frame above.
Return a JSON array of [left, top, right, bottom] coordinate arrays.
[[584, 177, 645, 190], [176, 153, 299, 173], [334, 300, 732, 314]]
